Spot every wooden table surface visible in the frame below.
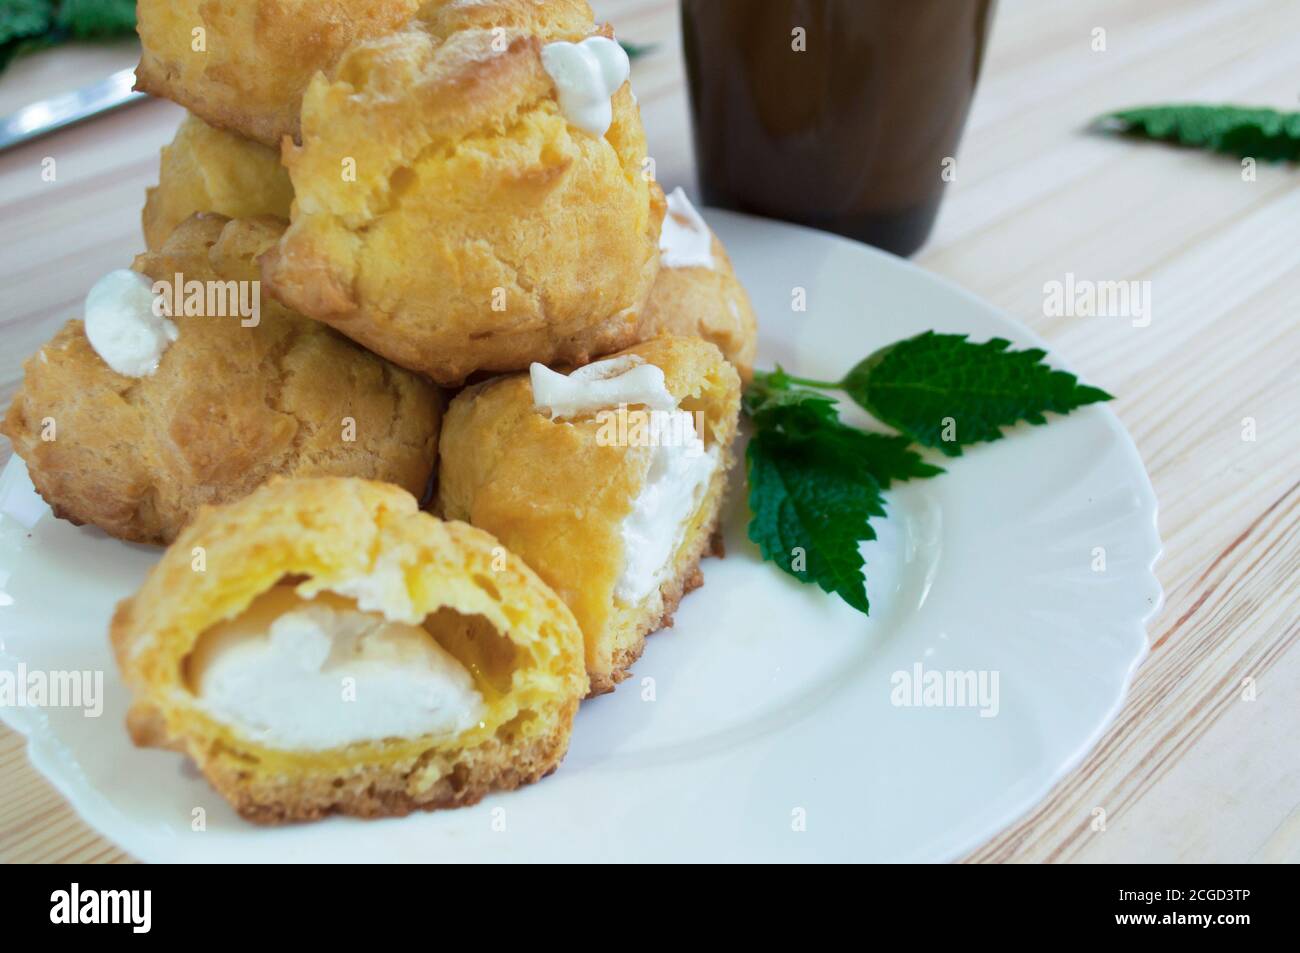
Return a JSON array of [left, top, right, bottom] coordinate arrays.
[[1, 0, 1297, 864]]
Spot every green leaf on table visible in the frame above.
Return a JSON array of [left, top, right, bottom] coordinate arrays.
[[746, 428, 885, 616], [0, 0, 54, 70], [57, 0, 136, 38], [1096, 104, 1300, 162], [840, 331, 1112, 457], [0, 0, 136, 73], [618, 39, 656, 61], [0, 0, 52, 46]]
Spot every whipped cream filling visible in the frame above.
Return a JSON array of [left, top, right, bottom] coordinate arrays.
[[530, 356, 720, 604], [188, 587, 484, 751], [83, 269, 178, 377], [541, 36, 630, 136], [616, 412, 719, 603], [531, 354, 676, 420], [659, 187, 715, 270]]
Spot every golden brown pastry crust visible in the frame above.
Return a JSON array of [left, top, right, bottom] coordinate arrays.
[[209, 698, 579, 822], [437, 336, 742, 692], [134, 0, 420, 147], [641, 233, 758, 383], [143, 113, 293, 251], [1, 215, 442, 545], [587, 536, 717, 696], [261, 1, 663, 385], [111, 477, 588, 823]]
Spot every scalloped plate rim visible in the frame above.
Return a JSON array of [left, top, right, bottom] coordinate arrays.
[[0, 208, 1164, 862]]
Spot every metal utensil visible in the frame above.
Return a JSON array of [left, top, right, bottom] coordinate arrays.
[[0, 68, 144, 153]]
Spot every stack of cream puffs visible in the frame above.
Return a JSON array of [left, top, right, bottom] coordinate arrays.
[[2, 0, 758, 824]]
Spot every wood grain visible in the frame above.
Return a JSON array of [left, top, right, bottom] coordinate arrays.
[[1, 0, 1296, 863]]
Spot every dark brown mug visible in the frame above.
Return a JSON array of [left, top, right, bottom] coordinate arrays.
[[681, 0, 996, 257]]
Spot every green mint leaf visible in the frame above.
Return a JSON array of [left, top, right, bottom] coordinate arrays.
[[743, 363, 945, 615], [746, 428, 884, 616], [0, 0, 53, 71], [841, 331, 1112, 457], [762, 401, 943, 488], [1097, 104, 1300, 162], [57, 0, 135, 38], [745, 370, 943, 486], [618, 39, 656, 61], [0, 0, 136, 74], [0, 0, 52, 46], [825, 428, 944, 488], [744, 368, 841, 431], [745, 332, 1114, 613]]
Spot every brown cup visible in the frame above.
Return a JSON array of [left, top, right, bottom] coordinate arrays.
[[681, 0, 996, 257]]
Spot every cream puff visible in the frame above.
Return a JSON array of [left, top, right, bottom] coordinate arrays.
[[134, 0, 420, 147], [1, 215, 441, 545], [261, 0, 663, 386], [437, 336, 741, 693], [143, 113, 293, 251], [640, 188, 758, 382], [111, 476, 588, 822]]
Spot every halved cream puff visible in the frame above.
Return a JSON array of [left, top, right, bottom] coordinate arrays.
[[111, 477, 588, 823], [437, 336, 742, 694]]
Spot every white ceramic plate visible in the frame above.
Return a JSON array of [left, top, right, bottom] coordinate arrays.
[[0, 211, 1161, 862]]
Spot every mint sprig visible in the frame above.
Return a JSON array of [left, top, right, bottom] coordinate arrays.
[[747, 429, 884, 615], [618, 40, 656, 61], [57, 0, 135, 38], [0, 0, 135, 73], [841, 332, 1112, 457], [748, 368, 943, 487], [0, 0, 51, 45], [0, 0, 54, 70], [745, 365, 941, 614], [1096, 104, 1300, 162], [745, 332, 1111, 615]]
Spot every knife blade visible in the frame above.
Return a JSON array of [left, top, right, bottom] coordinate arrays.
[[0, 68, 145, 153]]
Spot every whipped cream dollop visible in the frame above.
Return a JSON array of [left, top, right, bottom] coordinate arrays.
[[188, 587, 484, 750], [659, 187, 715, 270], [541, 36, 630, 136], [83, 269, 178, 377], [616, 413, 719, 603], [531, 354, 676, 420]]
